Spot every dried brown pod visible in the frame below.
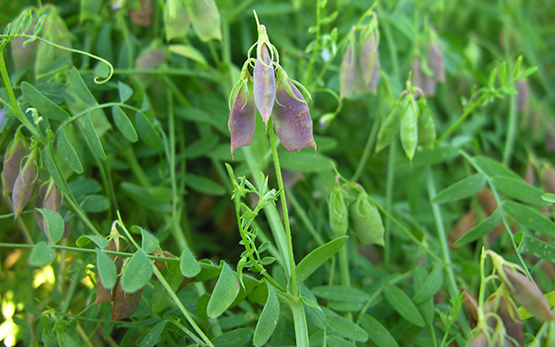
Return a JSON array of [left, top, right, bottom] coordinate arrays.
[[449, 211, 477, 249], [540, 165, 555, 194], [11, 153, 38, 219], [502, 267, 554, 322], [96, 238, 124, 306], [466, 331, 487, 347], [463, 290, 479, 328], [130, 0, 153, 27], [484, 294, 524, 347], [475, 187, 497, 216], [524, 162, 536, 187], [112, 282, 143, 321]]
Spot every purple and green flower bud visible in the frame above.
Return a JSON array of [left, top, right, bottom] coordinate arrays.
[[516, 79, 529, 115], [502, 267, 554, 322], [349, 192, 384, 245], [400, 97, 418, 163], [328, 182, 348, 238], [339, 28, 356, 100], [428, 40, 445, 83], [253, 42, 276, 128], [12, 147, 38, 220], [271, 66, 316, 152], [360, 31, 379, 91], [228, 79, 256, 156], [318, 113, 336, 129], [2, 129, 27, 197]]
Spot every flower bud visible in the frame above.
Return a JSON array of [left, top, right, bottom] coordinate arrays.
[[163, 0, 190, 42], [12, 149, 38, 219], [349, 192, 384, 245], [428, 41, 445, 83], [130, 0, 153, 27], [185, 0, 222, 42], [253, 42, 276, 128], [339, 38, 356, 100], [228, 81, 256, 156], [2, 131, 27, 197], [328, 183, 348, 238], [484, 294, 524, 347], [35, 5, 72, 77], [516, 79, 529, 115], [411, 59, 424, 92], [466, 331, 487, 347], [271, 67, 316, 152], [360, 31, 378, 88], [318, 113, 336, 129], [502, 267, 554, 322], [400, 98, 418, 163], [37, 180, 63, 242]]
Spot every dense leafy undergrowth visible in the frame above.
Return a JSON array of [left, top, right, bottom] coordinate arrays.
[[1, 0, 555, 346]]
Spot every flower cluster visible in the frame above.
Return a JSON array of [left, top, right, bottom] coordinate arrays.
[[228, 17, 316, 156]]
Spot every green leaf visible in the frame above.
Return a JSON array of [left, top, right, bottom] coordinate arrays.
[[412, 264, 443, 304], [118, 82, 134, 103], [184, 173, 226, 196], [518, 235, 555, 263], [383, 283, 425, 327], [253, 280, 280, 347], [76, 235, 108, 249], [152, 261, 182, 313], [326, 336, 357, 347], [57, 126, 83, 174], [211, 328, 253, 347], [324, 309, 368, 342], [68, 67, 97, 106], [491, 176, 549, 206], [121, 250, 153, 294], [135, 111, 163, 149], [473, 156, 520, 179], [36, 208, 64, 244], [69, 178, 102, 197], [112, 106, 138, 142], [453, 208, 502, 247], [139, 321, 166, 347], [42, 145, 69, 194], [503, 200, 555, 237], [296, 236, 348, 283], [96, 248, 117, 290], [180, 248, 201, 278], [312, 285, 370, 303], [412, 267, 434, 324], [279, 151, 335, 172], [542, 193, 555, 204], [411, 145, 459, 168], [132, 226, 159, 254], [85, 113, 106, 160], [29, 241, 57, 267], [21, 82, 70, 121], [80, 194, 110, 212], [207, 261, 240, 318], [432, 173, 487, 204], [169, 44, 208, 65], [148, 186, 173, 203], [359, 313, 400, 347]]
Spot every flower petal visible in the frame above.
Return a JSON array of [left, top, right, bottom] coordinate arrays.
[[253, 44, 275, 127], [228, 83, 256, 156], [272, 81, 316, 152]]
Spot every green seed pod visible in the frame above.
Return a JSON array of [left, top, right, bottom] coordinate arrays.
[[328, 184, 348, 238], [11, 149, 38, 219], [349, 192, 384, 245], [185, 0, 222, 42], [400, 98, 418, 163], [416, 98, 436, 149], [502, 267, 554, 322], [375, 102, 401, 154], [2, 131, 27, 197]]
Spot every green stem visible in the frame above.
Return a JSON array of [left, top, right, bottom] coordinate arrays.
[[384, 140, 396, 269], [338, 246, 350, 287], [502, 94, 517, 166], [288, 297, 310, 347], [351, 115, 380, 182], [304, 1, 321, 87], [167, 90, 189, 251], [286, 187, 325, 247], [425, 167, 471, 337], [242, 146, 291, 277], [268, 120, 297, 296], [437, 93, 488, 143]]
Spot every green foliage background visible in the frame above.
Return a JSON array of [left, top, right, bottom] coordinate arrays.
[[0, 0, 555, 346]]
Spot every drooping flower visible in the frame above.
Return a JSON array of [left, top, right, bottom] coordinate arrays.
[[228, 18, 316, 156]]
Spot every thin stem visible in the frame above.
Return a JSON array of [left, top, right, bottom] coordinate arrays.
[[286, 187, 325, 247], [351, 115, 380, 182], [288, 297, 310, 347], [268, 120, 297, 296], [425, 167, 471, 337], [502, 94, 517, 166], [384, 140, 396, 269], [304, 1, 322, 87], [437, 93, 488, 143]]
